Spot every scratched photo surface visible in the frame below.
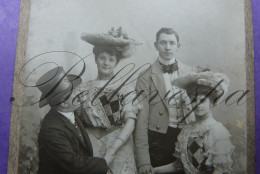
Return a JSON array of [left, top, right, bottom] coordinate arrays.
[[16, 0, 247, 173]]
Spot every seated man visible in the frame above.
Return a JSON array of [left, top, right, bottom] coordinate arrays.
[[37, 67, 110, 174]]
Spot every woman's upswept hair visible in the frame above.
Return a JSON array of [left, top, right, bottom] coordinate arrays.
[[93, 46, 122, 63]]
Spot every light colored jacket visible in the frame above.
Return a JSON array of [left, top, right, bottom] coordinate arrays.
[[134, 59, 199, 167]]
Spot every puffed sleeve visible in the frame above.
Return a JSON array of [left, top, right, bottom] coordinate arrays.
[[205, 123, 234, 173], [119, 84, 142, 120]]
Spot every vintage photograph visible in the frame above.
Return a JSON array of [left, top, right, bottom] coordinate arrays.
[[11, 0, 250, 173]]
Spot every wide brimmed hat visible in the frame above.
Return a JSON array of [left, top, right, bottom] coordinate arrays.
[[36, 67, 82, 108], [81, 27, 142, 59], [172, 71, 230, 105]]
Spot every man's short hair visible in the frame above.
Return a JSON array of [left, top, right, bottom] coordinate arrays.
[[156, 27, 180, 44]]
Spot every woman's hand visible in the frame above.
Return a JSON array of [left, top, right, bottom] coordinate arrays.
[[138, 164, 154, 174], [104, 148, 116, 166], [104, 118, 135, 166]]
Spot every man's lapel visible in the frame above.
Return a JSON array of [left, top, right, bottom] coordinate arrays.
[[75, 113, 93, 155], [55, 111, 88, 149], [150, 59, 193, 111], [151, 60, 169, 111]]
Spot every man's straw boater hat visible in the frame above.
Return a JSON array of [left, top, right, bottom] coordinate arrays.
[[36, 67, 82, 108], [172, 71, 230, 106], [81, 27, 142, 59]]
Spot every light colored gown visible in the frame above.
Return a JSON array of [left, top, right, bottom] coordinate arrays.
[[76, 79, 139, 174], [175, 114, 234, 174]]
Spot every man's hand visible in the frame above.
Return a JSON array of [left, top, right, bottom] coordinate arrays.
[[138, 164, 154, 174]]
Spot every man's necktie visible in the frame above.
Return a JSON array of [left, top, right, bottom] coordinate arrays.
[[160, 62, 178, 74]]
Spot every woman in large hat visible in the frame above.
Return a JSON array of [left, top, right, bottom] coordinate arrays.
[[154, 71, 234, 174], [76, 27, 142, 174]]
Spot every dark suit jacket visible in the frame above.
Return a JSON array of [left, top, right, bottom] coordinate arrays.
[[38, 109, 108, 174], [134, 59, 198, 167]]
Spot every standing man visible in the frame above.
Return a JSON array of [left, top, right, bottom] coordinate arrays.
[[135, 28, 202, 174], [37, 67, 110, 174]]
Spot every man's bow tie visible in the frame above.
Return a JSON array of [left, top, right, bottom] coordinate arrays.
[[160, 62, 178, 74]]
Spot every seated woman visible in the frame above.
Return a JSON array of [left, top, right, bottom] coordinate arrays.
[[75, 27, 142, 174], [154, 72, 234, 174]]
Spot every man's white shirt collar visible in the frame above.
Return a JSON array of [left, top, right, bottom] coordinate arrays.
[[158, 56, 176, 65], [57, 111, 75, 125], [157, 57, 182, 128]]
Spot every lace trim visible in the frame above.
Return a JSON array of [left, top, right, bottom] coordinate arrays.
[[97, 72, 114, 80], [175, 121, 234, 174], [77, 79, 141, 128]]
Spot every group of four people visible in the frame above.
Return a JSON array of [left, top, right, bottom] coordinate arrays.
[[36, 27, 234, 174]]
